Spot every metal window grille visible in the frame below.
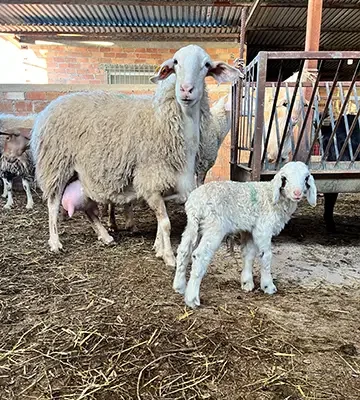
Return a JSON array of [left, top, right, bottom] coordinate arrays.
[[101, 63, 157, 85]]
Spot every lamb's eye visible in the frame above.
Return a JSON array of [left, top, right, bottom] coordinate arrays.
[[173, 59, 178, 65], [205, 62, 211, 69], [281, 176, 287, 188]]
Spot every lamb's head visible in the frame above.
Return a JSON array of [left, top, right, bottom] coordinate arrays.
[[0, 128, 31, 162], [150, 45, 243, 108], [272, 161, 317, 206]]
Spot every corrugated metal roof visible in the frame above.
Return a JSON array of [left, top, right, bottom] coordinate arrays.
[[0, 3, 245, 32]]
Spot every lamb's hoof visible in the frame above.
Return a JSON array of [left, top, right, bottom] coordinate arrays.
[[185, 291, 200, 309], [26, 203, 34, 210], [109, 224, 119, 232], [241, 280, 255, 292], [48, 239, 63, 253], [173, 277, 186, 295], [1, 193, 7, 199], [261, 281, 277, 295], [4, 203, 12, 210], [164, 253, 176, 268]]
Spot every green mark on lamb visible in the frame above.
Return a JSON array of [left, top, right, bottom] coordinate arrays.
[[250, 185, 257, 205]]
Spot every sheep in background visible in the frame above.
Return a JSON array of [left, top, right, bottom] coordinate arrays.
[[0, 130, 34, 209], [266, 71, 317, 163], [196, 92, 232, 186], [31, 45, 242, 267], [173, 161, 317, 308]]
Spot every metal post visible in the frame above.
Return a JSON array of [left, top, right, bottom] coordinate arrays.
[[239, 7, 247, 60]]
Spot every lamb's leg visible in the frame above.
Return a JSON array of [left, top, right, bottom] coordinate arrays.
[[173, 219, 199, 295], [4, 179, 13, 209], [22, 178, 34, 209], [240, 232, 257, 292], [2, 178, 8, 198], [48, 194, 63, 252], [85, 207, 114, 245], [108, 202, 118, 231], [184, 231, 224, 308], [124, 201, 138, 232], [253, 232, 277, 295], [324, 193, 338, 233], [146, 192, 175, 267]]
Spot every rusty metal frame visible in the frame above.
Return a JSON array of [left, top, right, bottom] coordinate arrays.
[[230, 50, 360, 188]]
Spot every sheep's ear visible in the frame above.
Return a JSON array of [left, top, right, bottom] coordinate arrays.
[[150, 59, 175, 84], [18, 128, 31, 140], [306, 174, 317, 207], [272, 173, 283, 204], [207, 61, 244, 83]]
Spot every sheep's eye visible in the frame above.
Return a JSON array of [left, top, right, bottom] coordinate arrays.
[[305, 175, 310, 188], [173, 59, 178, 65], [205, 62, 211, 69], [281, 176, 287, 188]]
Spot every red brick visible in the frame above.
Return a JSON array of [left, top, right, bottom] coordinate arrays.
[[14, 101, 33, 113], [32, 101, 49, 113], [25, 91, 47, 100], [45, 92, 63, 101], [0, 101, 14, 113]]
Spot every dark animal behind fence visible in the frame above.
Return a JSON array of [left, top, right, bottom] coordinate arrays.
[[319, 113, 360, 232]]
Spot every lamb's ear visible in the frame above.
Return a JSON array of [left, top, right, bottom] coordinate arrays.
[[306, 174, 317, 207], [18, 128, 31, 140], [207, 61, 244, 83], [150, 59, 175, 84], [272, 172, 283, 204]]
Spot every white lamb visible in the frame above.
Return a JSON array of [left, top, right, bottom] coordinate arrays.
[[173, 161, 317, 308], [30, 45, 242, 267]]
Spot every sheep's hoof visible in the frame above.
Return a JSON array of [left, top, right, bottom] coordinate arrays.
[[4, 203, 13, 210], [164, 253, 176, 268], [108, 224, 119, 232], [1, 193, 7, 199], [241, 280, 255, 292], [261, 281, 277, 295], [26, 203, 34, 210], [99, 235, 115, 246], [48, 239, 63, 252]]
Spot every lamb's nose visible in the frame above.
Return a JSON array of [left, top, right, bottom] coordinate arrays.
[[180, 84, 194, 95], [293, 189, 302, 197]]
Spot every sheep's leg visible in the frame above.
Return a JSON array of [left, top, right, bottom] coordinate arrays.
[[48, 194, 63, 252], [146, 192, 175, 268], [2, 178, 8, 198], [22, 179, 34, 209], [4, 179, 13, 209], [108, 202, 118, 231], [184, 231, 224, 308], [253, 232, 277, 295], [85, 208, 114, 245], [324, 193, 338, 233], [124, 201, 138, 232], [240, 232, 257, 292], [196, 172, 206, 187]]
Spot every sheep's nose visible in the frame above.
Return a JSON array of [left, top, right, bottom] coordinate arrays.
[[293, 189, 302, 198], [180, 84, 194, 95]]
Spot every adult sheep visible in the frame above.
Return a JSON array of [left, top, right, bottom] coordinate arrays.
[[31, 45, 242, 267]]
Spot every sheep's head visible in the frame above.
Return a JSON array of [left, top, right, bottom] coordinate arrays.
[[0, 128, 31, 162], [150, 45, 243, 108], [272, 161, 317, 206]]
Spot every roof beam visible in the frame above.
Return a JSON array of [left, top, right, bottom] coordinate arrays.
[[247, 26, 360, 33], [245, 0, 261, 28], [0, 0, 249, 5], [17, 32, 240, 42]]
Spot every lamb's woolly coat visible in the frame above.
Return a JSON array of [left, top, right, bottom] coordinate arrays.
[[0, 113, 36, 151], [196, 96, 231, 183], [31, 76, 212, 204]]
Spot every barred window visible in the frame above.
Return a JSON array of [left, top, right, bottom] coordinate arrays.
[[101, 63, 157, 85]]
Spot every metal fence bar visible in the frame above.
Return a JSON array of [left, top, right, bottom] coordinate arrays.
[[338, 81, 354, 160], [293, 60, 323, 159], [251, 52, 267, 180], [336, 106, 360, 165], [322, 60, 360, 161], [261, 61, 283, 165], [275, 59, 305, 167], [306, 59, 344, 164]]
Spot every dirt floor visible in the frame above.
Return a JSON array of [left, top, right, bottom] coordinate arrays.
[[0, 189, 359, 400]]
